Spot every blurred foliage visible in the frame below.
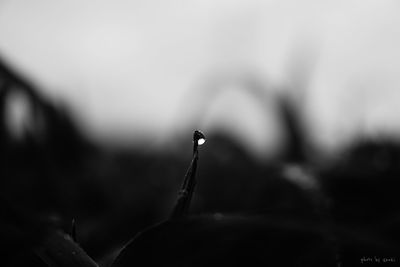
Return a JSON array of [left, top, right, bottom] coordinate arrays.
[[1, 55, 400, 267]]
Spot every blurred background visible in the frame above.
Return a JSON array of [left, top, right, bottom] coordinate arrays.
[[1, 0, 400, 266]]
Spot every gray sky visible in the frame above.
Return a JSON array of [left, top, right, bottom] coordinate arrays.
[[1, 0, 399, 158]]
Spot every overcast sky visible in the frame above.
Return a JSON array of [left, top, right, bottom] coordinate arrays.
[[0, 0, 399, 157]]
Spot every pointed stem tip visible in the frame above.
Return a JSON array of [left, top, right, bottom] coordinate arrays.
[[193, 130, 206, 145], [71, 218, 77, 243], [193, 130, 206, 155]]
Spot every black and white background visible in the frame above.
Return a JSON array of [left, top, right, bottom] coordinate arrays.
[[1, 1, 400, 266]]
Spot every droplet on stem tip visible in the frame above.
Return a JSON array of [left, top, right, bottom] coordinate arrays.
[[193, 130, 206, 146]]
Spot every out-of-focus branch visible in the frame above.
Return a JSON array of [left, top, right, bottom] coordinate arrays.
[[0, 54, 41, 100]]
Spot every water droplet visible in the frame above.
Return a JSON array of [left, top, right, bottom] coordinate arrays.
[[193, 130, 206, 145], [197, 137, 206, 145]]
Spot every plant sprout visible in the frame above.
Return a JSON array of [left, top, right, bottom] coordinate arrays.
[[170, 130, 206, 219]]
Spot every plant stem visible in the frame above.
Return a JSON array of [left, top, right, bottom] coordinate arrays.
[[170, 143, 199, 219]]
